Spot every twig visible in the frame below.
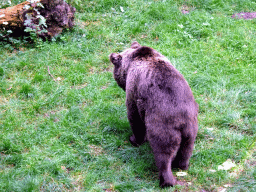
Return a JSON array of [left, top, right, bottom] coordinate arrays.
[[47, 66, 56, 81]]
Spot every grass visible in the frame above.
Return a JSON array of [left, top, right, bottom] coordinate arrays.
[[0, 0, 255, 191]]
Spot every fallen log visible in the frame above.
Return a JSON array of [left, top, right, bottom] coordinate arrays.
[[0, 0, 76, 38]]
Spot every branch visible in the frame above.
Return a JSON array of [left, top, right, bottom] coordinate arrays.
[[47, 66, 56, 81]]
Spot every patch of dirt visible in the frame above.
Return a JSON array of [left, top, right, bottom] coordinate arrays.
[[89, 145, 103, 156], [232, 12, 256, 20], [103, 188, 117, 192], [245, 159, 256, 167], [176, 180, 187, 186], [71, 83, 88, 90], [180, 5, 194, 14]]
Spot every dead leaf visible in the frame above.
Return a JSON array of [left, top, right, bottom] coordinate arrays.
[[176, 172, 187, 176], [218, 159, 236, 170]]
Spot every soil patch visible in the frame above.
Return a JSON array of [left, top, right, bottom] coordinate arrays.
[[232, 12, 256, 20]]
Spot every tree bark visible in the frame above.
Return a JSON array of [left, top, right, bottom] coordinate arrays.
[[0, 0, 76, 38], [0, 1, 29, 27]]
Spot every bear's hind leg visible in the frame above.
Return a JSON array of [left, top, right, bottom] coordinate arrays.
[[154, 152, 177, 187], [147, 124, 181, 187], [172, 125, 197, 170]]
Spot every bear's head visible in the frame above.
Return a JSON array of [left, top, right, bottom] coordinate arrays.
[[110, 41, 154, 91]]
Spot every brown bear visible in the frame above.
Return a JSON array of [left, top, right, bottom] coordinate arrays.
[[109, 41, 198, 188]]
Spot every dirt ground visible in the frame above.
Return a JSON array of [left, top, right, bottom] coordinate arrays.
[[180, 6, 256, 20], [232, 12, 256, 20]]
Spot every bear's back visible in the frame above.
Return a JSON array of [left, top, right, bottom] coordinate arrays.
[[126, 47, 198, 119]]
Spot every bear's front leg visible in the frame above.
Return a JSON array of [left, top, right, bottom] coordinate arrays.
[[127, 101, 146, 147]]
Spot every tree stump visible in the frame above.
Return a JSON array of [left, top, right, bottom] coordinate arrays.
[[0, 0, 76, 38]]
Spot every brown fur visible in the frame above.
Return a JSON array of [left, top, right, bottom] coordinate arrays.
[[109, 41, 199, 188]]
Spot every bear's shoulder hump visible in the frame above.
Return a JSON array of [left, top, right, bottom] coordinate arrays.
[[132, 46, 154, 59]]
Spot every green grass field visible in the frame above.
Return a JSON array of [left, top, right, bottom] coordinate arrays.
[[0, 0, 255, 191]]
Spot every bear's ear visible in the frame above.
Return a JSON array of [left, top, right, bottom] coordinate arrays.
[[132, 46, 153, 58], [109, 53, 122, 66], [131, 41, 141, 49]]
